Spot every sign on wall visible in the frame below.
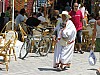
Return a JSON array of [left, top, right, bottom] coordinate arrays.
[[37, 0, 47, 7]]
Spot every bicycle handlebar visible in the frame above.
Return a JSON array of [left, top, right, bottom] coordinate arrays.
[[27, 25, 45, 32]]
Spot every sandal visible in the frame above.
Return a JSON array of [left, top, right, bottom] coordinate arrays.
[[65, 63, 71, 68], [79, 50, 84, 54], [53, 64, 59, 68], [97, 69, 100, 73], [59, 64, 67, 71]]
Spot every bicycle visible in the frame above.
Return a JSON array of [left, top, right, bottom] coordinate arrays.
[[19, 25, 52, 59]]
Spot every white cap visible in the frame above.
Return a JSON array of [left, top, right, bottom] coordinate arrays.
[[62, 11, 71, 18]]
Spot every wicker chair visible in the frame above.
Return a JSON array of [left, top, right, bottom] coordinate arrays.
[[4, 30, 18, 61], [0, 40, 11, 71], [18, 24, 27, 42], [0, 21, 16, 33]]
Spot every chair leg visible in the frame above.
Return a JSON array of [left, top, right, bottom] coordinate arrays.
[[5, 56, 8, 71], [13, 48, 17, 61], [6, 63, 8, 71], [30, 46, 33, 53], [9, 48, 12, 62], [30, 40, 34, 53], [9, 47, 17, 61]]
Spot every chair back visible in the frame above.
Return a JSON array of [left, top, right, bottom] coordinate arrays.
[[18, 24, 27, 41], [5, 30, 18, 44], [0, 40, 11, 53], [20, 22, 28, 33], [0, 21, 16, 33]]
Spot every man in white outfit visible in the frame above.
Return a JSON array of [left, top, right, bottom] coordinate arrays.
[[53, 11, 76, 70]]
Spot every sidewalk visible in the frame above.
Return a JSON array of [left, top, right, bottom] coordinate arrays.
[[0, 52, 100, 75]]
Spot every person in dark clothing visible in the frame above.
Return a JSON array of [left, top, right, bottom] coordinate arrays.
[[65, 2, 71, 12], [26, 12, 41, 34], [0, 13, 5, 32], [26, 12, 41, 27]]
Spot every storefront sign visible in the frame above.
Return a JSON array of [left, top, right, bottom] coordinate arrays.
[[37, 0, 47, 7]]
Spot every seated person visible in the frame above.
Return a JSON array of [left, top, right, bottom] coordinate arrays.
[[88, 13, 96, 27], [37, 13, 46, 23]]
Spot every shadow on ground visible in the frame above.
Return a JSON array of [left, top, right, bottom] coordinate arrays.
[[38, 67, 68, 72], [0, 68, 6, 71], [87, 68, 100, 75], [87, 68, 97, 71]]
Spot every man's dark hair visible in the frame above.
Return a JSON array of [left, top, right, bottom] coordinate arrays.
[[90, 13, 95, 18], [37, 13, 42, 17], [20, 8, 26, 15]]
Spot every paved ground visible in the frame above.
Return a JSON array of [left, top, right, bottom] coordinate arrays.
[[0, 52, 100, 75]]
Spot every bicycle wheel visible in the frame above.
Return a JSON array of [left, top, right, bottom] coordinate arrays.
[[19, 38, 31, 59], [38, 36, 51, 56]]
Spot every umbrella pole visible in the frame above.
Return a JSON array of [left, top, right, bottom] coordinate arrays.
[[12, 0, 14, 30]]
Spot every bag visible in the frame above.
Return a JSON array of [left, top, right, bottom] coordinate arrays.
[[88, 50, 97, 66], [59, 38, 68, 46]]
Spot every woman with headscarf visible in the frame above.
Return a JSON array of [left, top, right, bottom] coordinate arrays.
[[53, 11, 76, 70]]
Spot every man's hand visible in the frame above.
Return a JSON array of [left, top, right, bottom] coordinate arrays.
[[52, 35, 56, 41], [67, 40, 74, 44]]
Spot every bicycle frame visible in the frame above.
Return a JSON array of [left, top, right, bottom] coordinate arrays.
[[19, 25, 52, 59]]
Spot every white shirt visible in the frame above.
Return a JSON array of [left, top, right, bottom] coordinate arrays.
[[15, 14, 25, 26], [89, 18, 96, 23], [38, 16, 46, 22], [80, 6, 85, 18]]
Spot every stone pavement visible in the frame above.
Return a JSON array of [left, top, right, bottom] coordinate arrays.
[[0, 52, 100, 75]]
